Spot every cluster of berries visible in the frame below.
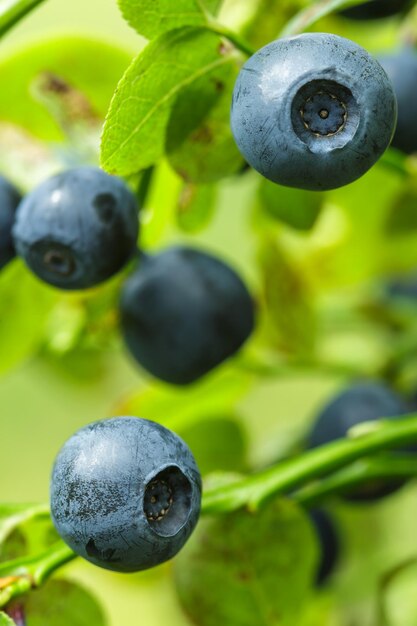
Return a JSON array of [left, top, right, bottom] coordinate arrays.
[[0, 166, 255, 385]]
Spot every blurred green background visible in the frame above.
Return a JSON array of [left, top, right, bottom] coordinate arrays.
[[2, 1, 417, 625]]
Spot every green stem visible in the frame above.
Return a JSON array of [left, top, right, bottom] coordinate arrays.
[[0, 541, 75, 608], [206, 21, 255, 57], [293, 456, 417, 506], [0, 0, 47, 38], [202, 415, 417, 514], [2, 416, 417, 607]]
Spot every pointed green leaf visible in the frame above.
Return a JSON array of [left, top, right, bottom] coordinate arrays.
[[100, 27, 238, 176], [118, 0, 223, 39], [0, 613, 16, 626], [174, 499, 318, 626]]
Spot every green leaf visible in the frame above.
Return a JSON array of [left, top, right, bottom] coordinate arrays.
[[174, 499, 318, 626], [167, 60, 243, 183], [258, 179, 324, 232], [118, 369, 253, 432], [0, 37, 132, 142], [177, 183, 217, 233], [0, 262, 56, 375], [118, 0, 223, 39], [180, 416, 248, 475], [258, 238, 317, 357], [0, 613, 16, 626], [0, 504, 53, 563], [100, 27, 239, 176], [24, 579, 107, 626]]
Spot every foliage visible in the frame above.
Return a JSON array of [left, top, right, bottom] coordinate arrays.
[[2, 0, 417, 625]]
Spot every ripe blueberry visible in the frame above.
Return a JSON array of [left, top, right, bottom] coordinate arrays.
[[309, 509, 340, 586], [13, 167, 139, 290], [50, 416, 202, 573], [340, 0, 411, 20], [0, 175, 21, 270], [379, 47, 417, 154], [308, 381, 410, 501], [119, 247, 255, 385], [231, 33, 397, 191]]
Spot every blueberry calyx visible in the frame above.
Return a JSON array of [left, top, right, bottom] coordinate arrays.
[[43, 247, 76, 276], [300, 91, 347, 137]]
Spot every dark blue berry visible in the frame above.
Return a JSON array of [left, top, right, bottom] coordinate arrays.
[[50, 416, 202, 573], [379, 47, 417, 154], [0, 175, 21, 270], [308, 382, 410, 501], [119, 247, 255, 385], [341, 0, 411, 20], [309, 509, 340, 586], [231, 33, 397, 191], [13, 167, 139, 290]]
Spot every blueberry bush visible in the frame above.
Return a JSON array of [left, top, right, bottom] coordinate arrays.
[[2, 0, 417, 624]]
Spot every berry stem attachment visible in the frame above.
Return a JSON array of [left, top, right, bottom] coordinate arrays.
[[0, 0, 47, 38], [205, 21, 255, 57], [0, 542, 75, 608]]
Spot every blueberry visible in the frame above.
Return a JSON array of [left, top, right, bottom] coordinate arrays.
[[13, 167, 139, 290], [50, 416, 202, 573], [309, 509, 340, 586], [119, 247, 255, 385], [308, 382, 410, 501], [379, 47, 417, 154], [0, 175, 21, 270], [231, 33, 397, 191], [340, 0, 411, 20]]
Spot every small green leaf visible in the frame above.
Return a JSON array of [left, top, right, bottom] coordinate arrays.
[[258, 238, 316, 357], [24, 579, 107, 626], [167, 60, 244, 183], [0, 262, 56, 375], [0, 613, 16, 626], [180, 416, 248, 475], [258, 179, 324, 231], [100, 27, 239, 176], [174, 499, 318, 626], [118, 369, 253, 431], [118, 0, 223, 39], [177, 183, 217, 233]]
